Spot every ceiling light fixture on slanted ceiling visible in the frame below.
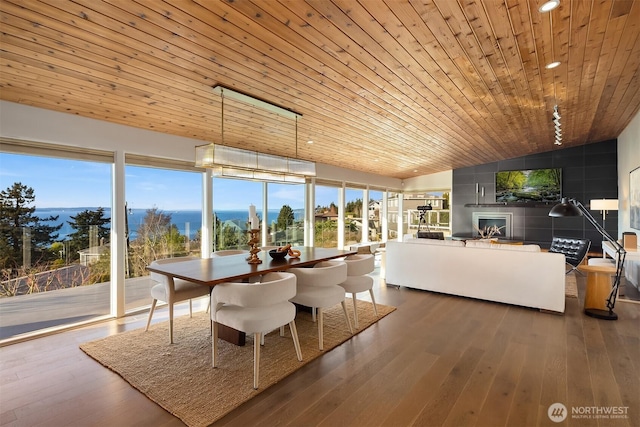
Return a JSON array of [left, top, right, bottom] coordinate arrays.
[[195, 86, 315, 184], [541, 0, 561, 69], [553, 105, 562, 145], [539, 0, 560, 13]]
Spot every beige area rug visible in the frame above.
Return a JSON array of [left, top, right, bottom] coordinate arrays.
[[80, 300, 395, 427], [566, 271, 578, 298]]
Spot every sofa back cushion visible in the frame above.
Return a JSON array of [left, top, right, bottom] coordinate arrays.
[[490, 243, 541, 252], [406, 238, 465, 247], [464, 240, 493, 248], [465, 240, 540, 252], [465, 240, 541, 252]]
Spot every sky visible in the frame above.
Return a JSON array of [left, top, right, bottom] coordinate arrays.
[[0, 153, 366, 211]]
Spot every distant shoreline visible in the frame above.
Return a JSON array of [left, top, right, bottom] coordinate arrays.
[[37, 208, 304, 240]]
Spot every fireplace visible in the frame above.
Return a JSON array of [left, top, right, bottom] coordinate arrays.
[[472, 212, 513, 239]]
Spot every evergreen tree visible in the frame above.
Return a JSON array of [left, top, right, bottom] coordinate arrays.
[[213, 212, 221, 251], [0, 182, 62, 269], [67, 208, 111, 260], [346, 198, 363, 217], [220, 224, 240, 249], [276, 205, 295, 231]]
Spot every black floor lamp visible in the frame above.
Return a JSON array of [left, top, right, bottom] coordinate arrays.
[[549, 197, 626, 320]]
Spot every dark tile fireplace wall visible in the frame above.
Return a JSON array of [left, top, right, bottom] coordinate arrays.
[[452, 139, 618, 253]]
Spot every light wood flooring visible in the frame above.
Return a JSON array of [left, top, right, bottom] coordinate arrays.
[[1, 274, 639, 427]]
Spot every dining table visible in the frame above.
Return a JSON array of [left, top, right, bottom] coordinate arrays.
[[146, 246, 356, 345]]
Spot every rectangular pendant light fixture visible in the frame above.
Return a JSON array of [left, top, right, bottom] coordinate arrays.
[[195, 144, 314, 183], [195, 86, 315, 183]]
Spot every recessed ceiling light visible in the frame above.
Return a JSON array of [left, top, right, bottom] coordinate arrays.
[[307, 140, 313, 144], [546, 61, 561, 69], [413, 169, 418, 173], [539, 0, 560, 12]]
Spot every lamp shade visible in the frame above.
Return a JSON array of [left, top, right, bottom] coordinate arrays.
[[590, 199, 618, 211], [548, 197, 582, 217]]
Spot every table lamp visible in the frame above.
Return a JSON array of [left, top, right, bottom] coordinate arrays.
[[549, 197, 626, 320]]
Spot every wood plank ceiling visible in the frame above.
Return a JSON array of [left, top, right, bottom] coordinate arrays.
[[1, 0, 639, 179]]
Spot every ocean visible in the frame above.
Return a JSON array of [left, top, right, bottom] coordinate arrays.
[[35, 208, 304, 240]]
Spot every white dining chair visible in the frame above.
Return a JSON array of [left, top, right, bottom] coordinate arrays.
[[145, 256, 209, 344], [289, 261, 353, 351], [338, 254, 378, 328], [211, 272, 303, 389]]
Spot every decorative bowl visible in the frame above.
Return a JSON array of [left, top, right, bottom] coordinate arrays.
[[268, 249, 288, 260]]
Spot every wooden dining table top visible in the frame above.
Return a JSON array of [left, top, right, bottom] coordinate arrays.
[[146, 246, 356, 286]]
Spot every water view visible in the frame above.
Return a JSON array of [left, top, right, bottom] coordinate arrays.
[[37, 208, 305, 240]]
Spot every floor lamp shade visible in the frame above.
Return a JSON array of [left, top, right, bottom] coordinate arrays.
[[590, 199, 619, 212], [548, 197, 581, 217]]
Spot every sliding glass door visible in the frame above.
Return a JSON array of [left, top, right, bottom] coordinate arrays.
[[0, 152, 112, 340], [123, 165, 203, 311]]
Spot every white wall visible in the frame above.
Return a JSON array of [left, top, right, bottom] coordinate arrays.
[[0, 101, 200, 162], [315, 163, 401, 189], [0, 100, 402, 188], [617, 110, 640, 237], [402, 170, 453, 191]]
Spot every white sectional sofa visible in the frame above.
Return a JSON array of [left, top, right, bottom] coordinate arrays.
[[385, 238, 567, 313]]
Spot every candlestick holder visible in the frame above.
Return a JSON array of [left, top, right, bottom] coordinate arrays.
[[247, 228, 262, 264]]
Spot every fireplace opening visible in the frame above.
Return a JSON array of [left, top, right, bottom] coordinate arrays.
[[472, 212, 513, 239]]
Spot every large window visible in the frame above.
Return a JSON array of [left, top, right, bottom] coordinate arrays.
[[387, 191, 401, 240], [212, 177, 262, 251], [369, 189, 383, 242], [0, 144, 398, 342], [0, 153, 112, 340], [124, 165, 202, 311], [345, 187, 363, 246], [403, 191, 451, 238], [314, 184, 339, 248], [267, 182, 304, 247]]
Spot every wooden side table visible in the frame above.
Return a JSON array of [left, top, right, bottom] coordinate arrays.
[[578, 264, 618, 320]]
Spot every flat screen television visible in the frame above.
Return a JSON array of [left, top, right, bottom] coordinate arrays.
[[495, 168, 562, 203]]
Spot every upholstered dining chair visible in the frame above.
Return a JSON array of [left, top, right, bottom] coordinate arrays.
[[211, 272, 303, 389], [145, 256, 210, 344], [338, 254, 378, 329], [289, 261, 353, 351]]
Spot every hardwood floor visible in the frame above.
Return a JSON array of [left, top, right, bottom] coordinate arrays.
[[1, 273, 638, 427]]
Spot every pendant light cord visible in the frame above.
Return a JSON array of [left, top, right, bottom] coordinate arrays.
[[220, 88, 225, 144]]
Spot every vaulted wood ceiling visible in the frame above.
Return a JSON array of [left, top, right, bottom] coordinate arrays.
[[1, 0, 639, 179]]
